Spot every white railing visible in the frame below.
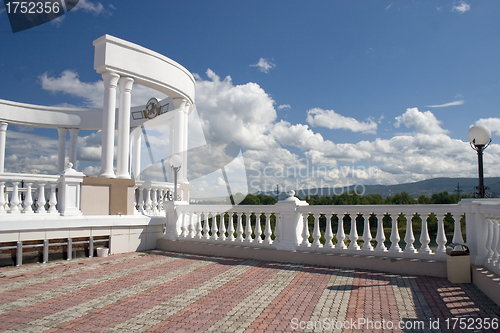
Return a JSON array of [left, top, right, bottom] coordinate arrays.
[[0, 173, 61, 214], [296, 204, 464, 260], [170, 204, 278, 246], [135, 181, 175, 216], [165, 200, 466, 261]]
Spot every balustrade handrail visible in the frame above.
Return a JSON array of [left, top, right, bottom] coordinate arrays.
[[298, 204, 464, 215], [175, 204, 278, 214], [0, 172, 60, 183]]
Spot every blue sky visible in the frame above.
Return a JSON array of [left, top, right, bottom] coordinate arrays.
[[1, 0, 500, 196]]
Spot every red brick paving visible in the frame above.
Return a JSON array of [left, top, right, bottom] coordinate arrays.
[[0, 251, 499, 333]]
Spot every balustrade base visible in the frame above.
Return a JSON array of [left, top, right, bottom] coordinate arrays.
[[471, 265, 500, 307], [157, 239, 447, 278]]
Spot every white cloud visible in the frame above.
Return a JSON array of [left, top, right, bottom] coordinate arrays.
[[72, 0, 110, 15], [278, 104, 291, 110], [250, 58, 276, 74], [39, 70, 103, 108], [475, 118, 500, 136], [394, 108, 448, 135], [194, 69, 278, 150], [453, 1, 470, 13], [306, 108, 378, 134], [426, 100, 465, 108]]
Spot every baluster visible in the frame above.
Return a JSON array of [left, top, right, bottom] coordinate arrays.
[[264, 213, 273, 245], [403, 213, 416, 254], [236, 212, 244, 242], [195, 212, 203, 239], [419, 214, 432, 255], [179, 211, 187, 237], [0, 182, 6, 214], [374, 213, 387, 251], [435, 214, 447, 256], [152, 188, 158, 215], [490, 217, 499, 268], [301, 213, 310, 247], [9, 181, 20, 214], [138, 187, 145, 214], [4, 190, 9, 213], [389, 213, 401, 252], [227, 212, 235, 241], [324, 214, 334, 249], [210, 212, 218, 241], [493, 219, 500, 270], [36, 182, 47, 213], [22, 182, 33, 214], [47, 182, 58, 214], [245, 213, 253, 243], [188, 212, 195, 238], [133, 186, 139, 214], [219, 213, 227, 241], [254, 213, 263, 243], [159, 189, 165, 213], [452, 214, 465, 245], [485, 216, 494, 263], [203, 212, 210, 239], [361, 214, 373, 251], [312, 213, 322, 248], [336, 213, 347, 250], [145, 187, 152, 215], [348, 214, 360, 250]]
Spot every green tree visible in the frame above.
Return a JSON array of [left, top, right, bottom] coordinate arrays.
[[417, 194, 432, 204]]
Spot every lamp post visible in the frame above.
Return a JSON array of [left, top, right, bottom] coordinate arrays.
[[169, 154, 182, 201], [468, 125, 492, 198]]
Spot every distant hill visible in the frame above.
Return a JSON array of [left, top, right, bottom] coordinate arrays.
[[261, 177, 500, 199]]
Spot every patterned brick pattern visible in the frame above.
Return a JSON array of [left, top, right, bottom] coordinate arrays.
[[0, 251, 498, 333]]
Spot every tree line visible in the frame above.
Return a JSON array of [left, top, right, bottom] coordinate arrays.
[[234, 190, 469, 206]]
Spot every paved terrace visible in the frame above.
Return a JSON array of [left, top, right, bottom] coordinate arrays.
[[0, 251, 499, 333]]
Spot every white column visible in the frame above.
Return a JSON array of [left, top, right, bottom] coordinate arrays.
[[57, 128, 68, 173], [131, 128, 142, 180], [170, 99, 188, 183], [181, 102, 190, 183], [69, 128, 79, 169], [99, 72, 120, 178], [0, 122, 8, 173], [116, 76, 134, 179]]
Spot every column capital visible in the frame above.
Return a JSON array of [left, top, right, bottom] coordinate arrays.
[[57, 128, 68, 136], [118, 76, 134, 93], [102, 72, 120, 88], [0, 122, 8, 132]]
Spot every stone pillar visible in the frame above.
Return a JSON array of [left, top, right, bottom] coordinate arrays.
[[58, 162, 85, 216], [0, 122, 8, 173], [68, 128, 79, 169], [116, 76, 134, 179], [57, 128, 68, 173], [100, 72, 120, 178], [131, 128, 142, 180], [274, 191, 309, 251]]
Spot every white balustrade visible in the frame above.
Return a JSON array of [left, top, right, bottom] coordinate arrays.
[[0, 174, 65, 215], [168, 204, 470, 263], [134, 181, 174, 216]]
